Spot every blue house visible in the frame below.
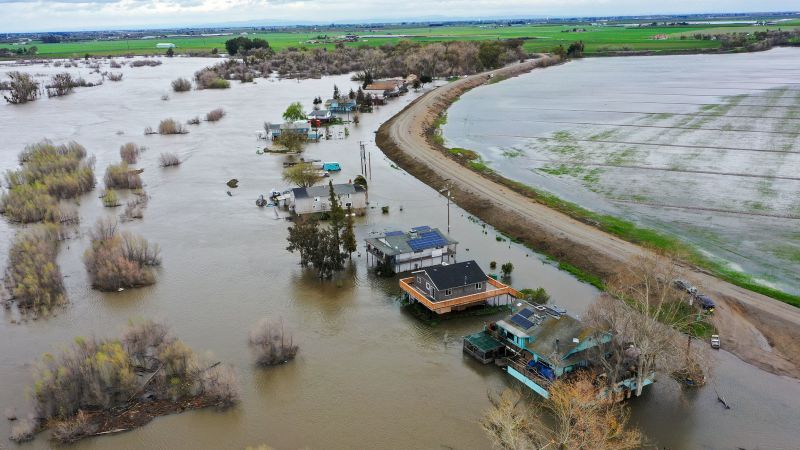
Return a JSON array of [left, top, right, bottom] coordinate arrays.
[[325, 98, 357, 113], [464, 301, 654, 399]]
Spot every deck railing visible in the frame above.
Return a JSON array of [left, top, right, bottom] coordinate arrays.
[[400, 277, 521, 314]]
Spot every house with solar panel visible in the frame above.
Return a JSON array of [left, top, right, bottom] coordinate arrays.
[[463, 301, 654, 399], [399, 260, 522, 315], [365, 226, 458, 273]]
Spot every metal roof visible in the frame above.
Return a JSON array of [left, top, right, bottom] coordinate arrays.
[[291, 183, 365, 200], [364, 227, 456, 257]]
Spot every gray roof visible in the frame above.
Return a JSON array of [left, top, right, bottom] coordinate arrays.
[[365, 227, 456, 256], [292, 183, 365, 199], [420, 260, 486, 291], [499, 302, 592, 366], [308, 109, 330, 118]]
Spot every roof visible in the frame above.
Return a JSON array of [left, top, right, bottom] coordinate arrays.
[[498, 302, 595, 366], [420, 260, 486, 291], [365, 80, 404, 91], [308, 109, 331, 118], [364, 227, 457, 256], [291, 183, 365, 200], [464, 331, 504, 353]]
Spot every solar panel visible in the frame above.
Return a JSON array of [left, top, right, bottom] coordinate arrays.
[[385, 230, 404, 237], [510, 314, 534, 330], [518, 308, 534, 318], [407, 230, 448, 251], [412, 225, 431, 232]]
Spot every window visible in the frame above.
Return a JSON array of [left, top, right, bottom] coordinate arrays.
[[445, 289, 452, 296], [475, 282, 483, 290], [314, 197, 320, 202], [425, 282, 432, 291], [345, 202, 352, 207]]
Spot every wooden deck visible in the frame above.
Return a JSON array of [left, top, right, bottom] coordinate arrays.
[[399, 277, 522, 314]]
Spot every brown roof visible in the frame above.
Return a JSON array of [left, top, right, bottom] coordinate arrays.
[[365, 80, 403, 91]]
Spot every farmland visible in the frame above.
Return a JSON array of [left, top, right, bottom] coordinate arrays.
[[4, 20, 800, 59]]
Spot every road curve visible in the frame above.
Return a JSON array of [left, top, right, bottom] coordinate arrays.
[[376, 58, 800, 379]]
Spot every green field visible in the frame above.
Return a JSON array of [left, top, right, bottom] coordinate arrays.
[[4, 21, 800, 58]]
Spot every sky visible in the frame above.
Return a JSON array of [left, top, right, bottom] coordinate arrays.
[[0, 0, 797, 33]]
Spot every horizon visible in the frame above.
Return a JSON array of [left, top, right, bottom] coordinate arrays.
[[1, 1, 798, 34]]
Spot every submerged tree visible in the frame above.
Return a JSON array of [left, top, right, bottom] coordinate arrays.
[[482, 376, 642, 450], [585, 253, 712, 396], [249, 318, 299, 366], [282, 163, 321, 187], [4, 225, 66, 315], [3, 71, 39, 104], [342, 205, 357, 258], [282, 101, 306, 122]]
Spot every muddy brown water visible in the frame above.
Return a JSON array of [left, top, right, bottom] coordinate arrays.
[[1, 57, 798, 449]]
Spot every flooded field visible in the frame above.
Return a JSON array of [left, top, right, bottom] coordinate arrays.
[[443, 48, 800, 295], [1, 57, 799, 449]]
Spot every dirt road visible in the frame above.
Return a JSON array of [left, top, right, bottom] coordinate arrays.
[[376, 58, 800, 379]]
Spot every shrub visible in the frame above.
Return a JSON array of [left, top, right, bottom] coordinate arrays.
[[171, 77, 192, 92], [27, 319, 238, 443], [520, 287, 550, 304], [4, 226, 66, 314], [249, 318, 299, 366], [489, 261, 497, 269], [158, 118, 187, 135], [46, 72, 76, 97], [119, 142, 142, 164], [102, 189, 120, 207], [159, 152, 181, 167], [1, 183, 62, 223], [3, 71, 39, 104], [83, 218, 160, 291], [195, 67, 231, 89], [187, 116, 201, 125], [130, 59, 162, 67], [107, 72, 123, 81], [104, 163, 142, 190], [144, 126, 156, 135], [110, 60, 121, 68], [205, 108, 225, 122], [207, 78, 230, 89], [9, 418, 37, 443], [501, 262, 514, 278], [122, 191, 148, 220]]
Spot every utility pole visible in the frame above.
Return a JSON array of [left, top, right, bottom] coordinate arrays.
[[439, 180, 452, 234]]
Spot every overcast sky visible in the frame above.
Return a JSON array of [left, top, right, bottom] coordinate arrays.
[[1, 0, 797, 33]]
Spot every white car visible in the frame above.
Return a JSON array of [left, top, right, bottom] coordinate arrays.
[[710, 335, 721, 349]]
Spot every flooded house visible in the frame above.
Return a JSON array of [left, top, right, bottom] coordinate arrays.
[[288, 183, 366, 215], [325, 98, 357, 113], [464, 301, 654, 399], [307, 109, 332, 124], [364, 79, 408, 98], [399, 260, 521, 314], [365, 226, 457, 273], [265, 120, 322, 141]]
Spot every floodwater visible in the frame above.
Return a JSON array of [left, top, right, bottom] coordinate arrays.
[[443, 48, 800, 295], [0, 57, 798, 449]]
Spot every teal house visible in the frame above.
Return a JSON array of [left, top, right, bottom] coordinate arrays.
[[464, 301, 653, 399]]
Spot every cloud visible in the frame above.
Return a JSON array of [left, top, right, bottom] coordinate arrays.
[[0, 0, 797, 32]]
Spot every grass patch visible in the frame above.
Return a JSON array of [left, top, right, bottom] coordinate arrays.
[[448, 147, 479, 160], [556, 260, 605, 290], [501, 148, 525, 158], [539, 164, 584, 177]]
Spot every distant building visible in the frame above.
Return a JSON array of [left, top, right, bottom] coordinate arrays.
[[265, 120, 321, 141], [289, 183, 366, 215], [364, 79, 407, 98], [366, 226, 457, 273], [155, 43, 176, 49], [399, 260, 521, 314], [307, 109, 332, 123], [324, 98, 357, 113]]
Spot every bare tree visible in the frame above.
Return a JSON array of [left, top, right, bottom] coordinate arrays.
[[4, 71, 39, 104], [586, 253, 711, 396], [249, 318, 299, 366], [482, 375, 642, 450]]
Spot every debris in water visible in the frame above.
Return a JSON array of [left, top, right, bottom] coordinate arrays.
[[227, 179, 239, 188]]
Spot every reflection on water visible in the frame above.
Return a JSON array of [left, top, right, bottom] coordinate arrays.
[[0, 57, 798, 449]]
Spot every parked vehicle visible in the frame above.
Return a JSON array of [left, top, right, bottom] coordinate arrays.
[[322, 162, 341, 171], [674, 279, 697, 295], [697, 294, 716, 312], [710, 334, 721, 349]]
